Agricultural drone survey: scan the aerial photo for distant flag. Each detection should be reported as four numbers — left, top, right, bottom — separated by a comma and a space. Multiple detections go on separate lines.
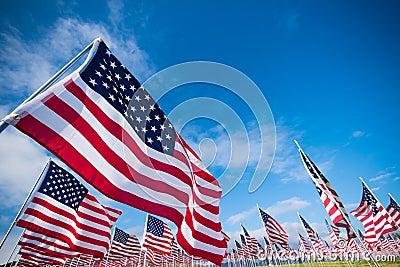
3, 38, 226, 265
146, 248, 163, 266
325, 218, 338, 247
18, 230, 79, 259
143, 215, 173, 254
298, 233, 312, 253
295, 141, 354, 238
240, 234, 252, 257
263, 237, 272, 253
108, 228, 141, 260
258, 208, 289, 248
298, 214, 319, 250
170, 238, 179, 258
386, 194, 400, 228
241, 225, 258, 256
350, 180, 395, 245
235, 240, 243, 258
16, 160, 121, 257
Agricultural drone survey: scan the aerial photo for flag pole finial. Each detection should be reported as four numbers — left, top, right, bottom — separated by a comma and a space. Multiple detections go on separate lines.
94, 37, 103, 43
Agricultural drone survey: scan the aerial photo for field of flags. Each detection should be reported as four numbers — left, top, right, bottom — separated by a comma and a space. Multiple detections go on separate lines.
0, 38, 399, 267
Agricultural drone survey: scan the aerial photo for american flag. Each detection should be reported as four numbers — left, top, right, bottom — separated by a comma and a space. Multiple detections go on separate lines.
298, 233, 312, 253
170, 237, 179, 258
108, 228, 141, 260
234, 240, 243, 259
241, 225, 258, 257
18, 230, 79, 259
298, 214, 319, 250
350, 181, 395, 245
324, 218, 338, 247
4, 39, 226, 266
296, 142, 353, 237
143, 215, 174, 254
386, 194, 400, 228
146, 248, 163, 265
16, 160, 121, 257
258, 208, 289, 248
263, 237, 273, 254
18, 246, 67, 266
240, 234, 252, 258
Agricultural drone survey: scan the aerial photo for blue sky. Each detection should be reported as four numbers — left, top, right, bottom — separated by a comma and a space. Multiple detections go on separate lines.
0, 0, 400, 263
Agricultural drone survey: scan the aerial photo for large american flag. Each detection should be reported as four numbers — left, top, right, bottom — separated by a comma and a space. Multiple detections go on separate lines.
350, 181, 395, 245
258, 208, 289, 248
324, 218, 338, 247
296, 142, 353, 237
4, 39, 226, 266
143, 215, 174, 255
386, 194, 400, 228
16, 160, 121, 257
108, 228, 141, 260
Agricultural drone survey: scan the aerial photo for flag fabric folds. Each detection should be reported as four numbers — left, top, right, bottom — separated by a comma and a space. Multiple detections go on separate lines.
386, 194, 400, 228
296, 142, 353, 237
16, 160, 121, 257
298, 214, 319, 251
298, 233, 312, 253
18, 230, 79, 259
143, 215, 173, 255
350, 181, 395, 245
258, 208, 289, 248
325, 218, 339, 247
108, 228, 141, 260
4, 38, 226, 266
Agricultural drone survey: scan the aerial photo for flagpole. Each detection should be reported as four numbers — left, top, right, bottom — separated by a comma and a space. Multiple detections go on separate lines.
0, 38, 98, 135
0, 158, 51, 250
293, 141, 379, 266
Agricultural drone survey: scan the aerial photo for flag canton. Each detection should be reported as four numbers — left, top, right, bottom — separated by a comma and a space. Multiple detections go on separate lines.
235, 240, 242, 249
362, 184, 379, 215
38, 162, 87, 212
259, 208, 270, 224
241, 226, 250, 237
390, 197, 400, 211
325, 219, 333, 234
240, 234, 246, 245
114, 228, 130, 244
80, 42, 176, 155
146, 215, 165, 237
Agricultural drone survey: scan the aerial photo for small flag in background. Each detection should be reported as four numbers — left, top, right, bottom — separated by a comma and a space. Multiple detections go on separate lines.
4, 38, 226, 266
16, 160, 121, 258
108, 228, 141, 260
143, 215, 173, 255
351, 181, 395, 245
258, 208, 289, 249
298, 214, 319, 250
386, 194, 400, 228
325, 218, 338, 247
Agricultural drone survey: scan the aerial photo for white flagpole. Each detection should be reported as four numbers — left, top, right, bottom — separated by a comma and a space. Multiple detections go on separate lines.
0, 39, 98, 135
0, 158, 51, 250
294, 140, 378, 267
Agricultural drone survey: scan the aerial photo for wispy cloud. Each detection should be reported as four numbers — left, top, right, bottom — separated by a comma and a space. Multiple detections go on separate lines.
0, 16, 153, 107
226, 207, 257, 226
344, 203, 359, 210
352, 131, 366, 138
264, 197, 310, 217
369, 172, 395, 182
371, 187, 380, 192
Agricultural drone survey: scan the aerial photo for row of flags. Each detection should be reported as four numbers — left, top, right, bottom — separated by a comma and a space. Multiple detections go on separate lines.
9, 159, 217, 266
1, 38, 227, 265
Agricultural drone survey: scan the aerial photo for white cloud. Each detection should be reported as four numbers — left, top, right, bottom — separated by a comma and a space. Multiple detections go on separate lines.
371, 187, 380, 192
352, 131, 365, 138
369, 172, 395, 182
0, 125, 48, 209
226, 207, 257, 226
0, 17, 153, 103
264, 197, 310, 217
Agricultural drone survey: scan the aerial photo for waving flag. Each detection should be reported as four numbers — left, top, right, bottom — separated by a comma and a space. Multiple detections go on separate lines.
325, 218, 339, 247
298, 214, 319, 250
16, 160, 121, 257
258, 208, 289, 248
295, 141, 353, 238
108, 228, 141, 260
3, 38, 225, 266
241, 225, 258, 257
386, 194, 400, 228
143, 215, 174, 254
298, 233, 312, 253
18, 230, 79, 259
350, 180, 395, 245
